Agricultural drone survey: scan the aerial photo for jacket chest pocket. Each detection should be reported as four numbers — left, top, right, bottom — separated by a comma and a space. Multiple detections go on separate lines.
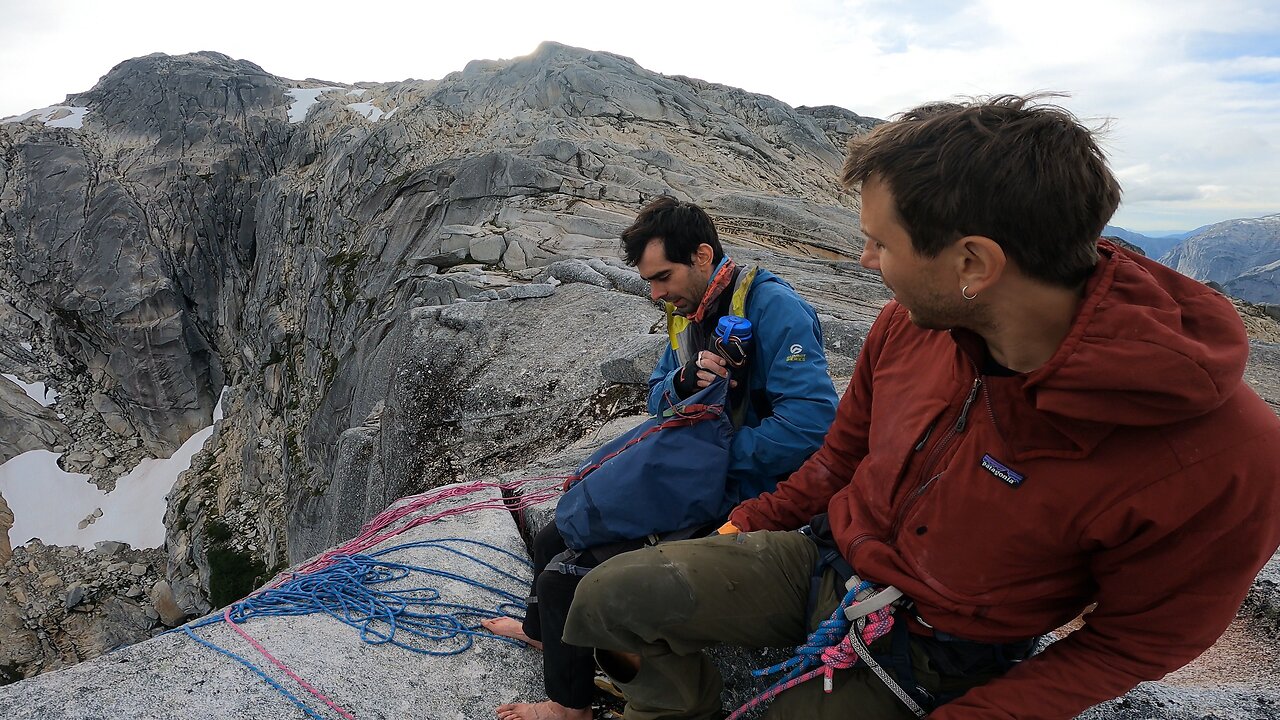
900, 452, 1079, 600
867, 399, 951, 493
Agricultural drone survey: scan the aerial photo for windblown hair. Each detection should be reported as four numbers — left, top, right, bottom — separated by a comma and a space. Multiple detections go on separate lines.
843, 95, 1122, 286
621, 196, 723, 266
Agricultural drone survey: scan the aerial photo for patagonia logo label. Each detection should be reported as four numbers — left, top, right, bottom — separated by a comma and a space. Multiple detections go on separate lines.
981, 454, 1025, 487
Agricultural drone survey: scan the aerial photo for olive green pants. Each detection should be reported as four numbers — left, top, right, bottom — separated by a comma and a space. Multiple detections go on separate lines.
563, 531, 956, 720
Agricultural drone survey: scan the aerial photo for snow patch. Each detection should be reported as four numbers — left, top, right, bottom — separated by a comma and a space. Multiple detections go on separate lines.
385, 107, 399, 119
2, 373, 58, 407
284, 87, 343, 123
0, 389, 228, 550
1, 105, 89, 129
1239, 215, 1280, 226
347, 88, 367, 97
19, 342, 33, 352
346, 102, 385, 122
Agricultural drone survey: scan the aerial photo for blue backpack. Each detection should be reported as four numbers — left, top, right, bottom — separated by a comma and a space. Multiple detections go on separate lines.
555, 377, 735, 551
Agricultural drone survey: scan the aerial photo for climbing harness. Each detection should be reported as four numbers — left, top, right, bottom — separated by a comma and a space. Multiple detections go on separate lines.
726, 577, 925, 720
180, 474, 567, 719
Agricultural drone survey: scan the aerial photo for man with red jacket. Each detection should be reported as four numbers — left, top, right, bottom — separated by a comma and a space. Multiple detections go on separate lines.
561, 96, 1280, 719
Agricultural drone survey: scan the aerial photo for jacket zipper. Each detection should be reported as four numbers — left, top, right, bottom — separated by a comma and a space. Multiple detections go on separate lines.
844, 416, 941, 559
889, 373, 983, 540
953, 375, 982, 433
847, 533, 875, 555
913, 419, 938, 452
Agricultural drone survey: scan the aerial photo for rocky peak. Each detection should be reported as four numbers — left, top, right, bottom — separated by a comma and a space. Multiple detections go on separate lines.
70, 51, 285, 141
1161, 213, 1280, 304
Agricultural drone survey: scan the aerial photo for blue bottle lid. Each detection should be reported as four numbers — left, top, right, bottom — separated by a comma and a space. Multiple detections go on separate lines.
715, 315, 753, 344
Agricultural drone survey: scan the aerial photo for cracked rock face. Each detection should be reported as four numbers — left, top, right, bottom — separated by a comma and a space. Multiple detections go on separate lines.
1, 42, 1278, 717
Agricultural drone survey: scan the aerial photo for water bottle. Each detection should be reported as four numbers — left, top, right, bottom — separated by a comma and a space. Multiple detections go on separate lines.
713, 315, 752, 369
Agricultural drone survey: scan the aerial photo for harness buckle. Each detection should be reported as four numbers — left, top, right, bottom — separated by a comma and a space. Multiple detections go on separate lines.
843, 584, 904, 622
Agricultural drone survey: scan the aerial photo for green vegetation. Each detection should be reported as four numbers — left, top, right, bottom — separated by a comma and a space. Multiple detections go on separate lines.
204, 518, 266, 608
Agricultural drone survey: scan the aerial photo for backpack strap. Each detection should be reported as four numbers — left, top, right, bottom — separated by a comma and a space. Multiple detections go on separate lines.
666, 306, 694, 364
730, 265, 758, 317
547, 548, 593, 578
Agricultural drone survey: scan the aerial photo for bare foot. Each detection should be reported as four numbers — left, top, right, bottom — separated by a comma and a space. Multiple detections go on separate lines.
496, 700, 592, 720
482, 616, 544, 650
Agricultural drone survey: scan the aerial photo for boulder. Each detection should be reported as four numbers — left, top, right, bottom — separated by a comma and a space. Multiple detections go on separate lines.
0, 380, 68, 465
149, 581, 187, 628
599, 333, 668, 385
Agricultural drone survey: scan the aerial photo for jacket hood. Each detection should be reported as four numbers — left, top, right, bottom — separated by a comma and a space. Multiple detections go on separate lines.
1024, 241, 1248, 428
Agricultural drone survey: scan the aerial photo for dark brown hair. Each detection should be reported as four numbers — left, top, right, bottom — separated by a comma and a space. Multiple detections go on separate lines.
842, 95, 1121, 286
621, 196, 723, 266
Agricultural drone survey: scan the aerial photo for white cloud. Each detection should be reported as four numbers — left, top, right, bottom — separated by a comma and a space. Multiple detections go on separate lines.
0, 0, 1276, 232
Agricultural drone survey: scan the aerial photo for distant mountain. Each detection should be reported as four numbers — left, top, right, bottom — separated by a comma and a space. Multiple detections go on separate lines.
1160, 214, 1280, 304
1102, 224, 1184, 259
1157, 225, 1213, 242
1224, 257, 1280, 304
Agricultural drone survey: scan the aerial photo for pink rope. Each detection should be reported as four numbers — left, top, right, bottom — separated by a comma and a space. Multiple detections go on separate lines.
262, 475, 566, 590
222, 605, 358, 720
725, 606, 898, 720
814, 607, 896, 691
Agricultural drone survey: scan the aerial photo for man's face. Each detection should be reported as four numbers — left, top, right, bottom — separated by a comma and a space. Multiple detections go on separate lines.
858, 175, 967, 330
637, 238, 714, 315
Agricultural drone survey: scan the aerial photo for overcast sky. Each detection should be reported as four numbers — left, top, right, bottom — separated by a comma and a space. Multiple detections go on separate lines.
1, 0, 1277, 233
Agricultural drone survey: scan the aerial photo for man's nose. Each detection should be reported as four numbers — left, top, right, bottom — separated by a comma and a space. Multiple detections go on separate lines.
859, 244, 879, 270
649, 284, 663, 302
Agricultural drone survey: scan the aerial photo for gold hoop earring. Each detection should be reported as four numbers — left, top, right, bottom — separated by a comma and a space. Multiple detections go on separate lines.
962, 285, 978, 301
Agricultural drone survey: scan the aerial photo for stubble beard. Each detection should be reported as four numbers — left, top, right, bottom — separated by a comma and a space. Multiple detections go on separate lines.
905, 289, 983, 332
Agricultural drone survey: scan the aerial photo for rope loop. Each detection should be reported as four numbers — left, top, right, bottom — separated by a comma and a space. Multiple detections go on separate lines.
727, 580, 902, 720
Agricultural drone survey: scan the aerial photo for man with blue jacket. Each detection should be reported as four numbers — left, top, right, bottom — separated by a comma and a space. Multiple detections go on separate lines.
492, 196, 838, 720
636, 197, 839, 503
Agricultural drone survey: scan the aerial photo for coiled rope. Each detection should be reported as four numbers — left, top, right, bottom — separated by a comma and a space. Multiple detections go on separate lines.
181, 474, 567, 719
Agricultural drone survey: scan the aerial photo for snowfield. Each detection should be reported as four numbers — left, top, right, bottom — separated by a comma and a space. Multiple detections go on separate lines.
0, 391, 226, 550
2, 372, 58, 407
1, 105, 90, 129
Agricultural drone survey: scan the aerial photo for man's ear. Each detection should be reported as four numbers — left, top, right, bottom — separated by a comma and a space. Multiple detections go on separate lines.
695, 243, 715, 270
952, 236, 1006, 295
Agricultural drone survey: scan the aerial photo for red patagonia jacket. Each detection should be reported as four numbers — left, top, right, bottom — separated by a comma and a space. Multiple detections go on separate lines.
731, 242, 1280, 719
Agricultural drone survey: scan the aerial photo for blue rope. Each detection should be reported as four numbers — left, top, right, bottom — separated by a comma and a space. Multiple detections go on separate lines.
187, 538, 533, 651
180, 537, 536, 715
752, 579, 872, 684
182, 625, 326, 720
187, 538, 533, 656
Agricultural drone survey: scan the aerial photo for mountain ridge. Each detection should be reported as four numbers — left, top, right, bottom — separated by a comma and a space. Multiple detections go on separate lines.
1160, 213, 1280, 304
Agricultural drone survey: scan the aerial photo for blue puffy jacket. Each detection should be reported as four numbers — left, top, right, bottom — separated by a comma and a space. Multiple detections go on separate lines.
647, 269, 838, 502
